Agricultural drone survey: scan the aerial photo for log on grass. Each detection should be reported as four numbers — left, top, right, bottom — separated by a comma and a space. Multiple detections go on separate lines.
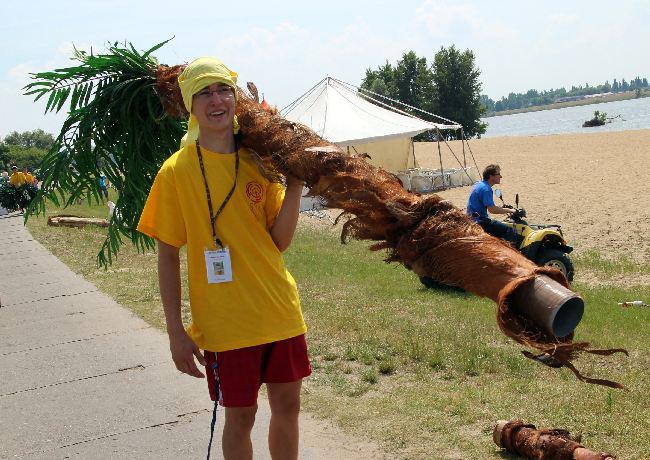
47, 216, 109, 228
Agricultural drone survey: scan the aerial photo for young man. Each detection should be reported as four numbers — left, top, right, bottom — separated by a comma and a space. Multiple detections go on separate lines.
9, 165, 25, 187
137, 57, 310, 460
22, 167, 35, 185
466, 164, 518, 243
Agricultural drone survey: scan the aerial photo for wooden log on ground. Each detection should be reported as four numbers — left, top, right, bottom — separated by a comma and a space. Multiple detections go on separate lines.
47, 216, 109, 228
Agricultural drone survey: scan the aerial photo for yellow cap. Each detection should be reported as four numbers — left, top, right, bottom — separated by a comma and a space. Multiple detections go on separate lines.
178, 57, 240, 147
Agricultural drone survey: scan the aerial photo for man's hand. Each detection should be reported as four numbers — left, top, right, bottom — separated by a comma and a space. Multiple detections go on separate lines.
168, 328, 206, 378
285, 175, 305, 189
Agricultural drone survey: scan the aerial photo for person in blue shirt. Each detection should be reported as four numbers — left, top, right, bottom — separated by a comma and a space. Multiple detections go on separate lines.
467, 164, 519, 244
98, 174, 109, 201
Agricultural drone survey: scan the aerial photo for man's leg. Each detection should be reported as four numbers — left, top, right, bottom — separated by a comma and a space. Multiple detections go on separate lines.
223, 405, 258, 460
267, 380, 302, 460
478, 219, 520, 245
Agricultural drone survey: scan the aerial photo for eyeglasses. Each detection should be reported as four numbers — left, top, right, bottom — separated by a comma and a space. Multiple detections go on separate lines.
194, 86, 234, 101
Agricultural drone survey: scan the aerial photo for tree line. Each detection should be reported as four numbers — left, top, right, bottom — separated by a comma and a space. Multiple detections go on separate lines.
0, 129, 54, 172
481, 76, 649, 113
10, 50, 644, 159
360, 46, 486, 139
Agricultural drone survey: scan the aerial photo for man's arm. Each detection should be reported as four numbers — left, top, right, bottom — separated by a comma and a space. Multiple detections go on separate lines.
487, 205, 515, 215
270, 178, 305, 252
158, 240, 205, 378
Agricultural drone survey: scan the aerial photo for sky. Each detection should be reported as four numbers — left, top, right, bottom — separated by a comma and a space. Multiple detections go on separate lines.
1, 0, 649, 137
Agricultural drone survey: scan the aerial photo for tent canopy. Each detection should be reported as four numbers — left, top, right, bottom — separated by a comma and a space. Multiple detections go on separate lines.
281, 77, 461, 147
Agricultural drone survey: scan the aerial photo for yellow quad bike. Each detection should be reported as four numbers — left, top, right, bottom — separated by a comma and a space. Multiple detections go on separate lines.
419, 190, 575, 290
496, 189, 575, 282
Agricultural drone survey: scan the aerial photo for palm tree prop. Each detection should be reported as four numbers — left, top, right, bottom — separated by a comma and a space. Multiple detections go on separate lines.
25, 40, 625, 387
24, 39, 185, 265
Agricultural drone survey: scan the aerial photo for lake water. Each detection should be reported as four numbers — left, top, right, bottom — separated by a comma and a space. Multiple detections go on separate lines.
482, 97, 650, 138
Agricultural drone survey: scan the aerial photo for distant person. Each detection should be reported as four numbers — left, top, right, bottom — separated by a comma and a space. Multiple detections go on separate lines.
467, 164, 519, 244
22, 167, 36, 185
9, 166, 25, 187
0, 171, 9, 184
98, 174, 109, 201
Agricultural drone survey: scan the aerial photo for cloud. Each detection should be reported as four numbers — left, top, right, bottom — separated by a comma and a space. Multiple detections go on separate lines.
209, 20, 401, 107
415, 0, 480, 38
0, 50, 82, 137
8, 63, 35, 83
414, 0, 517, 46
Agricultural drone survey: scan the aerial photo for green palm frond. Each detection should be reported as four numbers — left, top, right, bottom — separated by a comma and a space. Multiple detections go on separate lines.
24, 39, 185, 266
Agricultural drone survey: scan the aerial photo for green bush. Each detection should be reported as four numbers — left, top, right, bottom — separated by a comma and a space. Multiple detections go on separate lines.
0, 182, 38, 210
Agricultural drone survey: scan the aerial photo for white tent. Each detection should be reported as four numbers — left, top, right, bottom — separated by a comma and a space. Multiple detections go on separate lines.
282, 77, 461, 172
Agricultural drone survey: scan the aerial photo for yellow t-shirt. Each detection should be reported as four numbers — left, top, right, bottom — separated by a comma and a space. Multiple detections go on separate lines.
24, 173, 35, 184
9, 172, 26, 186
137, 144, 306, 352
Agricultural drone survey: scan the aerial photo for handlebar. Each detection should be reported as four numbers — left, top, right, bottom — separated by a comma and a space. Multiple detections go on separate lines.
506, 208, 527, 222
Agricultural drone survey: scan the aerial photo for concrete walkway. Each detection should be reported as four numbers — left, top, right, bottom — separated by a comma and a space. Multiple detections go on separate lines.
0, 214, 384, 459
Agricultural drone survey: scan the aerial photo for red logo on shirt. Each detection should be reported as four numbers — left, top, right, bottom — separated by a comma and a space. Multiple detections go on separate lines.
246, 181, 263, 203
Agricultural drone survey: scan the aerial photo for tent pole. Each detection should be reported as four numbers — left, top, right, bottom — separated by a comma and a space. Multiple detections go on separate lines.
461, 128, 467, 168
411, 138, 418, 169
437, 128, 445, 189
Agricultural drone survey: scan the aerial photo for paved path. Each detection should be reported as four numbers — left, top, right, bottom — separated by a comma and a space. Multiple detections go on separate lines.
0, 214, 384, 459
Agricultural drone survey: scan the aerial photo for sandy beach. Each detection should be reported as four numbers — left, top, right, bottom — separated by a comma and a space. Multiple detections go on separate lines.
412, 129, 650, 284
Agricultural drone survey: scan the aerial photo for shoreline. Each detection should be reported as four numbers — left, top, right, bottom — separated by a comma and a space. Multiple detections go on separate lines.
480, 126, 650, 140
484, 90, 649, 117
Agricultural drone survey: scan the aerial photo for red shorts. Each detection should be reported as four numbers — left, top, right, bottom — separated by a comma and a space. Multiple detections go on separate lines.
204, 334, 311, 407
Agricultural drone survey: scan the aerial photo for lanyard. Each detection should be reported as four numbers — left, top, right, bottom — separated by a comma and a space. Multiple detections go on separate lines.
196, 139, 239, 248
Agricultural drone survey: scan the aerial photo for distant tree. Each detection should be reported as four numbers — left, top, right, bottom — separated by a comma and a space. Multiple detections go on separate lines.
3, 129, 55, 151
361, 52, 435, 140
485, 72, 649, 113
369, 78, 389, 97
480, 94, 495, 113
0, 143, 10, 170
430, 45, 486, 138
362, 48, 486, 138
621, 78, 629, 91
362, 61, 396, 99
393, 51, 435, 113
5, 145, 48, 171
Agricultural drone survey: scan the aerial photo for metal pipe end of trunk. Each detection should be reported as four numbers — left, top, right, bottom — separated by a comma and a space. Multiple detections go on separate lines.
493, 420, 509, 447
510, 275, 584, 338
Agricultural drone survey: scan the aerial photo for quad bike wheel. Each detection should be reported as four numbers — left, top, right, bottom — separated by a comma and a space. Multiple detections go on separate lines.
535, 248, 575, 282
419, 276, 465, 292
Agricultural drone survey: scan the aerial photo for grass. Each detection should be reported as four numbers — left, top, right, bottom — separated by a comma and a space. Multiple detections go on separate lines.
24, 199, 650, 459
574, 249, 650, 276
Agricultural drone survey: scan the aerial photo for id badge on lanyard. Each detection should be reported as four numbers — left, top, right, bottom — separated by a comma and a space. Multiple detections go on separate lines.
196, 140, 239, 285
205, 247, 233, 284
